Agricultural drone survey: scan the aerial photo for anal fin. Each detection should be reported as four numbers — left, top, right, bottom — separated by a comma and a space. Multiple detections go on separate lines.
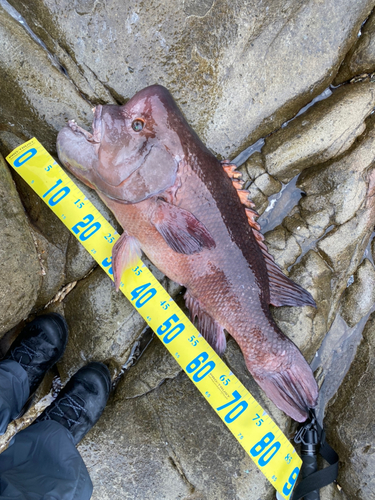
184, 291, 226, 355
112, 232, 141, 291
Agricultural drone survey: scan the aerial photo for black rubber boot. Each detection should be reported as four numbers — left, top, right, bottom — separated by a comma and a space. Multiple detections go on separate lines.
4, 313, 69, 395
35, 362, 111, 445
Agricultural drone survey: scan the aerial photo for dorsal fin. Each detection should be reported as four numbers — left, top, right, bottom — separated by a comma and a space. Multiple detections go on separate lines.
221, 160, 316, 309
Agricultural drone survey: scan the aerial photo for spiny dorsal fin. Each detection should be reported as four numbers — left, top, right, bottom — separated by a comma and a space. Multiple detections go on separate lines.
221, 160, 316, 308
221, 159, 258, 220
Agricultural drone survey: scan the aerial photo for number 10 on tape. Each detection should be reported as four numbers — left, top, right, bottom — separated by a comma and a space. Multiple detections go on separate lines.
6, 138, 301, 499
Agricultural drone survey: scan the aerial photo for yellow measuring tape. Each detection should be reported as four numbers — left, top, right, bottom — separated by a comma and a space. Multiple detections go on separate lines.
7, 138, 301, 498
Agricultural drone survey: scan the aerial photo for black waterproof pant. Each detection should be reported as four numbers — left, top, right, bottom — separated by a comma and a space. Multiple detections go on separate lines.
0, 360, 93, 500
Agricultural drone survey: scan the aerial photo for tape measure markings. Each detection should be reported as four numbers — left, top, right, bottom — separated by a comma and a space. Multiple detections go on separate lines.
7, 138, 301, 499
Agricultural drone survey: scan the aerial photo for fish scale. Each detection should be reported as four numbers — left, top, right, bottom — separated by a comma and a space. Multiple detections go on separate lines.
7, 137, 301, 499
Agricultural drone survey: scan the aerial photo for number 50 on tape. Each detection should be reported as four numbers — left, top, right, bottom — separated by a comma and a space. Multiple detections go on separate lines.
7, 138, 301, 499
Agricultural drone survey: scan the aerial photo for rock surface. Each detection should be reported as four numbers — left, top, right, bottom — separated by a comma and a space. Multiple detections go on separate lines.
78, 337, 289, 500
263, 82, 375, 183
0, 5, 93, 154
271, 249, 333, 360
61, 267, 147, 382
340, 259, 375, 327
0, 153, 41, 336
325, 311, 375, 500
4, 0, 374, 157
0, 1, 375, 499
263, 110, 375, 363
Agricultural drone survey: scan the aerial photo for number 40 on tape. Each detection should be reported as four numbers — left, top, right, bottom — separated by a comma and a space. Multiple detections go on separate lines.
6, 138, 301, 499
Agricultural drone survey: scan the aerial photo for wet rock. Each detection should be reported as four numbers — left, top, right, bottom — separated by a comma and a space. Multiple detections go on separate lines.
277, 113, 375, 327
335, 10, 375, 85
258, 176, 305, 234
325, 311, 375, 500
0, 153, 41, 336
0, 5, 93, 154
263, 82, 375, 183
64, 234, 96, 283
282, 206, 312, 246
5, 0, 374, 156
271, 250, 332, 359
320, 484, 349, 500
298, 198, 333, 241
340, 259, 375, 327
78, 337, 287, 500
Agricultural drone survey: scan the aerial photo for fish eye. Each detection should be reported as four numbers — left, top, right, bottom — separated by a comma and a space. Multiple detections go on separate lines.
132, 119, 144, 132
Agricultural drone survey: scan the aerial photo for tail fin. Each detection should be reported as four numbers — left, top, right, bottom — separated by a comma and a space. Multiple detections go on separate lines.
251, 350, 318, 422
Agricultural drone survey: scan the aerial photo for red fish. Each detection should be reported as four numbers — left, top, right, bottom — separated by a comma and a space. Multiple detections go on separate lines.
57, 85, 318, 422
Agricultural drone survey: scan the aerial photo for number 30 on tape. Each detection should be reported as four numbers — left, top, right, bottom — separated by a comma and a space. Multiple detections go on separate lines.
7, 138, 301, 499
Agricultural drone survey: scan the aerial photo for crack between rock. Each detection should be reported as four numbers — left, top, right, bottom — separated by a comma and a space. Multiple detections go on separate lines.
1, 1, 110, 108
124, 371, 182, 400
145, 387, 196, 494
263, 2, 307, 61
29, 229, 47, 278
184, 0, 217, 21
54, 42, 101, 105
1, 0, 95, 106
74, 0, 104, 17
40, 264, 96, 313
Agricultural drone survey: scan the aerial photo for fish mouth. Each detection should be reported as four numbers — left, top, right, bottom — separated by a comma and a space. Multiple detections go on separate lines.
67, 104, 103, 150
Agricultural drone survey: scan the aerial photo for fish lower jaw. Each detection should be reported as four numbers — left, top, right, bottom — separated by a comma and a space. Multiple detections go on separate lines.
67, 120, 95, 142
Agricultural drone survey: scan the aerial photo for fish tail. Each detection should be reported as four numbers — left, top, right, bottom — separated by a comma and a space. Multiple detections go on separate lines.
250, 349, 318, 422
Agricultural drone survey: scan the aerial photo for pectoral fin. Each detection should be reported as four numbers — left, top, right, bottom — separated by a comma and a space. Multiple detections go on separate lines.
150, 199, 215, 255
112, 232, 141, 291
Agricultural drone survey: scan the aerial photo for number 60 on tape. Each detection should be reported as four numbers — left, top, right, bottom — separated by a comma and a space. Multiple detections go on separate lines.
7, 138, 301, 499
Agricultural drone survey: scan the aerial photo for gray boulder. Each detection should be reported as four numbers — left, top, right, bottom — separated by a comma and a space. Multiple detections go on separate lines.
61, 267, 147, 381
4, 0, 374, 157
0, 5, 93, 154
263, 82, 375, 183
0, 153, 41, 336
325, 312, 375, 500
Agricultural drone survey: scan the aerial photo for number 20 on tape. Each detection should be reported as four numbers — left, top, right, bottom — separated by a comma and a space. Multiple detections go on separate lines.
7, 139, 301, 499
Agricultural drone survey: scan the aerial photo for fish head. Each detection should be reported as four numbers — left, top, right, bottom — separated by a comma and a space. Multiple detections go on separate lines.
57, 85, 185, 203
